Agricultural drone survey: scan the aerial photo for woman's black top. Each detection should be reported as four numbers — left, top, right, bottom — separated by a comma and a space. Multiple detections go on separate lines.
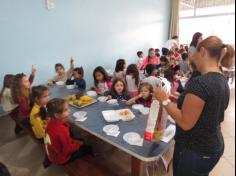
176, 72, 230, 155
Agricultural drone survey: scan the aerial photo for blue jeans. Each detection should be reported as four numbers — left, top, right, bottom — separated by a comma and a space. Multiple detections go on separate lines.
173, 143, 224, 176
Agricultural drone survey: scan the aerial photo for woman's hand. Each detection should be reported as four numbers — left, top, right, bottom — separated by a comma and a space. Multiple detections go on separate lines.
154, 87, 169, 102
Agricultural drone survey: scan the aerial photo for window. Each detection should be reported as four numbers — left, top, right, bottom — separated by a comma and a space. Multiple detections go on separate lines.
179, 0, 235, 44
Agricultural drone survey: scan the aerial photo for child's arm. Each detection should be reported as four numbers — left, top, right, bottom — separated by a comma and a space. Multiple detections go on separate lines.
66, 78, 74, 85
66, 57, 75, 78
29, 65, 36, 84
126, 94, 142, 105
60, 127, 81, 154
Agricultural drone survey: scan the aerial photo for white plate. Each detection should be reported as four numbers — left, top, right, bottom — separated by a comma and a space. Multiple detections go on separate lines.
102, 110, 120, 122
107, 99, 118, 105
66, 85, 75, 89
132, 104, 144, 110
139, 107, 150, 115
116, 109, 135, 121
103, 124, 119, 134
123, 132, 142, 145
86, 91, 97, 97
56, 81, 65, 86
97, 96, 108, 102
73, 111, 87, 118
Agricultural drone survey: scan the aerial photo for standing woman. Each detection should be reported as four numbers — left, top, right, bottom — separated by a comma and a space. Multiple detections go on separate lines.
154, 36, 235, 176
188, 32, 203, 61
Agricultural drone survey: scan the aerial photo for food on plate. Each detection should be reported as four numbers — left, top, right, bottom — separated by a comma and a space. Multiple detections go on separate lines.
76, 92, 84, 99
119, 110, 132, 118
73, 100, 82, 107
67, 95, 76, 101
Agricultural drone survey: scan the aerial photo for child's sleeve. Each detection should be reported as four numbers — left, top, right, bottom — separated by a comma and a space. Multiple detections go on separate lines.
66, 79, 74, 85
140, 58, 148, 70
31, 115, 46, 139
60, 127, 80, 154
107, 80, 112, 90
29, 74, 35, 85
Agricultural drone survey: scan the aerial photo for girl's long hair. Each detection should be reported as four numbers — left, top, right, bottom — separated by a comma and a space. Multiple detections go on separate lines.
126, 64, 140, 86
93, 66, 110, 87
11, 73, 30, 103
111, 78, 127, 96
115, 59, 125, 72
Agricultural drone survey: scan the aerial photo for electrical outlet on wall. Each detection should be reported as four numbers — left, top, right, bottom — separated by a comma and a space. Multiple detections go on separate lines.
45, 0, 55, 11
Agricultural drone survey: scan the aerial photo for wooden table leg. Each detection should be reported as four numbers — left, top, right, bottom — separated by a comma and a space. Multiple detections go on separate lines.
131, 157, 143, 176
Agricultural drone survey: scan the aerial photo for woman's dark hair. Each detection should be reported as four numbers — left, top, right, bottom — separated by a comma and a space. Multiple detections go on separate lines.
0, 74, 15, 102
190, 32, 203, 48
137, 51, 143, 57
164, 68, 175, 83
111, 78, 127, 95
46, 98, 67, 118
145, 64, 156, 76
11, 73, 28, 103
160, 56, 169, 66
172, 35, 178, 40
115, 59, 126, 72
197, 36, 235, 68
126, 64, 140, 86
93, 66, 110, 86
184, 46, 189, 52
74, 67, 84, 78
55, 63, 64, 71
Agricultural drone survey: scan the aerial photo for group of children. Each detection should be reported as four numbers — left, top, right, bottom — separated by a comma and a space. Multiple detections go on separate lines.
0, 45, 192, 167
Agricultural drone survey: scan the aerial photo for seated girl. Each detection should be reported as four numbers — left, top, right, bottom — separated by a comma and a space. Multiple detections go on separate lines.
48, 57, 74, 85
0, 74, 18, 112
140, 48, 160, 70
106, 78, 131, 102
44, 98, 92, 165
113, 59, 126, 80
92, 66, 112, 95
11, 66, 36, 135
126, 64, 140, 97
30, 85, 49, 139
164, 68, 184, 101
66, 67, 86, 90
126, 82, 153, 107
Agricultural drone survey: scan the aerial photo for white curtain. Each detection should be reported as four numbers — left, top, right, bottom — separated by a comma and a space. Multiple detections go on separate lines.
169, 0, 180, 39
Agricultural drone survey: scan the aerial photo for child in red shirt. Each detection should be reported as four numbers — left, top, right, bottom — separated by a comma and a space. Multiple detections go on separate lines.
44, 98, 92, 165
11, 66, 36, 134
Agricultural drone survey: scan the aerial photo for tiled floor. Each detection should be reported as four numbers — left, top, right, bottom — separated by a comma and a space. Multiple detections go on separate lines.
0, 87, 235, 176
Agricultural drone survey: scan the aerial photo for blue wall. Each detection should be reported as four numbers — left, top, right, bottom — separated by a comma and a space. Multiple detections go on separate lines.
0, 0, 171, 88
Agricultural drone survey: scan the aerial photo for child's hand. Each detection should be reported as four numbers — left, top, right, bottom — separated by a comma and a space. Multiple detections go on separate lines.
107, 95, 112, 100
70, 57, 74, 64
138, 93, 144, 98
121, 99, 127, 103
31, 65, 37, 76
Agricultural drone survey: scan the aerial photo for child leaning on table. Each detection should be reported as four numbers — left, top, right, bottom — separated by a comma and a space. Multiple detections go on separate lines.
30, 85, 50, 140
0, 74, 18, 112
48, 57, 75, 85
126, 82, 153, 107
106, 78, 131, 102
44, 98, 93, 165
